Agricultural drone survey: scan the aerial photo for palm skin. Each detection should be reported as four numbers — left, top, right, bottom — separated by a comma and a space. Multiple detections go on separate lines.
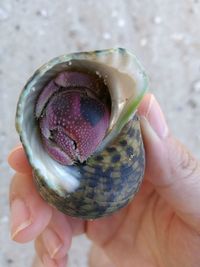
87, 179, 200, 267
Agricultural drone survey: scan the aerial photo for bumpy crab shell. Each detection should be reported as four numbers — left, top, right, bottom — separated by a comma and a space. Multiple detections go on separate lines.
16, 48, 148, 219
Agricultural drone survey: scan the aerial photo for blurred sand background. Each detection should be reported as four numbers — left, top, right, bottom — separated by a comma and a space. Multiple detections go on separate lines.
0, 0, 200, 266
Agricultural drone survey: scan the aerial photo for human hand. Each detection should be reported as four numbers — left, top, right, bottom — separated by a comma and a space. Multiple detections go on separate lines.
8, 93, 200, 267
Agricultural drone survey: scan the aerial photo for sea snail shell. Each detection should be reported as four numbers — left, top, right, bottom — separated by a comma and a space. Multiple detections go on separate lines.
16, 48, 148, 219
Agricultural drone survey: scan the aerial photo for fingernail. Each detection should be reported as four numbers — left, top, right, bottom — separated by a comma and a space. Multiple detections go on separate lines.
42, 254, 58, 267
42, 228, 62, 259
144, 94, 168, 139
10, 198, 32, 239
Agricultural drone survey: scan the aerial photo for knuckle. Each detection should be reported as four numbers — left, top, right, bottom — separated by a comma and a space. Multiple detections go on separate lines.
178, 146, 199, 181
169, 138, 200, 182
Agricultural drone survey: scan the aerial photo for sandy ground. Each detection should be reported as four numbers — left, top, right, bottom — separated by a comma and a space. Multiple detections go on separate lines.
0, 0, 200, 266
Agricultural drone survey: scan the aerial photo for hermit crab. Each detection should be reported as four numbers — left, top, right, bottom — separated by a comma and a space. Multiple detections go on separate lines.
16, 48, 148, 219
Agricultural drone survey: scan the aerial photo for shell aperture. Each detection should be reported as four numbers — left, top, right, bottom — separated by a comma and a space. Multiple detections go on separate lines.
16, 48, 148, 219
35, 71, 111, 165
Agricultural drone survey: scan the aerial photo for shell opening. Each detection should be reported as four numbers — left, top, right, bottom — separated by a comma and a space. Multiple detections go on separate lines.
16, 48, 148, 194
35, 70, 112, 165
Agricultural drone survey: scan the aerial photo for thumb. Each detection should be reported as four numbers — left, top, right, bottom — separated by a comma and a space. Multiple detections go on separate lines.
139, 94, 200, 232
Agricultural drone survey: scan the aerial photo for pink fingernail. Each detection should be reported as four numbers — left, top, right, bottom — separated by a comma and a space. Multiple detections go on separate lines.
42, 254, 58, 267
10, 198, 32, 240
141, 94, 169, 139
42, 228, 62, 259
146, 95, 168, 139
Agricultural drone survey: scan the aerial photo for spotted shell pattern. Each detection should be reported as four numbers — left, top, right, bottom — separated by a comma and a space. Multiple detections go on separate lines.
34, 114, 144, 218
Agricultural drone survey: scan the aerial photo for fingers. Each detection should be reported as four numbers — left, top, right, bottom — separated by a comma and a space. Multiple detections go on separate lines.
10, 172, 52, 242
39, 209, 72, 259
8, 145, 32, 174
35, 237, 68, 267
34, 209, 72, 267
138, 93, 200, 232
9, 171, 85, 266
33, 208, 85, 267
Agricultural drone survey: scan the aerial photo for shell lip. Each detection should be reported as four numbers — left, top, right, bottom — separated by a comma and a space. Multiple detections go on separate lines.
16, 47, 148, 131
15, 47, 149, 195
